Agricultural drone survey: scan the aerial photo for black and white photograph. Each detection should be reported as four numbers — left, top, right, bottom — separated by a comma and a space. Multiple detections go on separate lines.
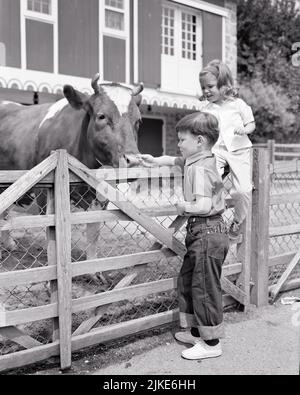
0, 0, 300, 378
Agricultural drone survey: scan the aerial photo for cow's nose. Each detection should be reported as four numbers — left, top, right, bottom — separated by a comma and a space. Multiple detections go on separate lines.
124, 154, 140, 168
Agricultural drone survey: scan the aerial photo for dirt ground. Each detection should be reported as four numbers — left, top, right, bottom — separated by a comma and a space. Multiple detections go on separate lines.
2, 288, 300, 376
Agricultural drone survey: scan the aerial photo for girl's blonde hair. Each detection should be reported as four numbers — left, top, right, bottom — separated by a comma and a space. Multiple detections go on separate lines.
199, 59, 239, 101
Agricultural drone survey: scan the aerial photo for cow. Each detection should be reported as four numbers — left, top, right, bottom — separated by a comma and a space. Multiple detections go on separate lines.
0, 74, 144, 254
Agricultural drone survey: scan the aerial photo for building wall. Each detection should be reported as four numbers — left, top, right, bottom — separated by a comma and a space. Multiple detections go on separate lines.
0, 0, 21, 68
58, 0, 99, 78
0, 0, 238, 153
0, 0, 237, 88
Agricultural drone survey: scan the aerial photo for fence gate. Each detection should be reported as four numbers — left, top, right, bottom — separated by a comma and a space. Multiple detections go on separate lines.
267, 147, 300, 302
0, 150, 251, 372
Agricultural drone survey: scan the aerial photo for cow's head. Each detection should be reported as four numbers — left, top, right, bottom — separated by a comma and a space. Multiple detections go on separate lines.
63, 74, 143, 168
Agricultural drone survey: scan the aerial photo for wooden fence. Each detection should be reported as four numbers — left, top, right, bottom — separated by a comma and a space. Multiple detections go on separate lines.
254, 140, 300, 167
0, 147, 283, 372
253, 141, 300, 301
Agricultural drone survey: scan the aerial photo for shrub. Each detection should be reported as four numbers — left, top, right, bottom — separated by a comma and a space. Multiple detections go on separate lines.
239, 78, 296, 142
237, 0, 300, 142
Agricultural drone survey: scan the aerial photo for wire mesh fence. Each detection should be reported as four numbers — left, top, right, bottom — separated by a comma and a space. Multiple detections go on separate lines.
0, 187, 52, 355
70, 173, 239, 333
0, 168, 241, 358
269, 158, 300, 287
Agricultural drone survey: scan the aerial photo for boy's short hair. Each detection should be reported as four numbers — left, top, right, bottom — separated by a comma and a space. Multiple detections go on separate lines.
175, 112, 220, 147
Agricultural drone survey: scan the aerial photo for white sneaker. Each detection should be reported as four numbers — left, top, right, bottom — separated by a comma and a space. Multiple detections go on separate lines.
182, 342, 222, 360
174, 331, 201, 345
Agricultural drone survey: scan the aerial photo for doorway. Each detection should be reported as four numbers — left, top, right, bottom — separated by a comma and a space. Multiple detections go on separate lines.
138, 117, 164, 157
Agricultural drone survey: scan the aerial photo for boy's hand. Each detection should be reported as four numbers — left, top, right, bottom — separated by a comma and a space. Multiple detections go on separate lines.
138, 154, 156, 167
234, 126, 247, 136
175, 202, 186, 216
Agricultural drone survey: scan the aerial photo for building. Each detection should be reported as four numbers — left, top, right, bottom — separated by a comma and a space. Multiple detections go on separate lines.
0, 0, 237, 156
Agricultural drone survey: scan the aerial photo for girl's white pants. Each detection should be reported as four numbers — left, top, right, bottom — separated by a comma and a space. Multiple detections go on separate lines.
213, 146, 253, 225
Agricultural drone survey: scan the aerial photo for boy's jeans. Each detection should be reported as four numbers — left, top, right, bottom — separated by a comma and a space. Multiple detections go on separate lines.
178, 215, 229, 341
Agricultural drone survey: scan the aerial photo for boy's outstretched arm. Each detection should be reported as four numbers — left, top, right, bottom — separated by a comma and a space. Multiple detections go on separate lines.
138, 154, 177, 167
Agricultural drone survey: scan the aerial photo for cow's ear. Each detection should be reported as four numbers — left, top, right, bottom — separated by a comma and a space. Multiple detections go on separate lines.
133, 95, 142, 107
63, 85, 87, 110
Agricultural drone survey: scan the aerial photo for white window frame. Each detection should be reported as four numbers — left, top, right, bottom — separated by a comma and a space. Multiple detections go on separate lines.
133, 0, 227, 86
161, 1, 203, 95
103, 0, 127, 37
20, 0, 58, 73
162, 3, 202, 63
99, 0, 130, 84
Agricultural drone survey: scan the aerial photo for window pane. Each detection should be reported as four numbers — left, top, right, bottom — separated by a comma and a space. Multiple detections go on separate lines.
161, 6, 175, 56
105, 0, 124, 10
105, 9, 124, 30
27, 0, 52, 15
181, 12, 197, 60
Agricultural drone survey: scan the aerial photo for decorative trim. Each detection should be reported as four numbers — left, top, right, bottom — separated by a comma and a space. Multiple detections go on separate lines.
0, 66, 203, 110
170, 0, 229, 17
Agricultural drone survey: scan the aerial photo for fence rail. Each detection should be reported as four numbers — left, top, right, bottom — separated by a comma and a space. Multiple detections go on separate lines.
260, 141, 300, 300
0, 142, 299, 372
0, 150, 252, 372
254, 141, 300, 164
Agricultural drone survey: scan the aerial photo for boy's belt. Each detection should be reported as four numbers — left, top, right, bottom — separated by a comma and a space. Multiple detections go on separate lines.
187, 214, 223, 225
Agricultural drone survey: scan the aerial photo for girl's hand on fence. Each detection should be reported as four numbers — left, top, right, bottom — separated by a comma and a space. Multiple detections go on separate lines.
234, 126, 247, 136
175, 202, 186, 216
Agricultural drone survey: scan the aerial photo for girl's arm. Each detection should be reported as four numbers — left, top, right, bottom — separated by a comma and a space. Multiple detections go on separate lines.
234, 121, 256, 136
244, 121, 256, 135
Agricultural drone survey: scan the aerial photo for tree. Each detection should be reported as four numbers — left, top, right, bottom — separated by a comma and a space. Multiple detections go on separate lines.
237, 0, 300, 142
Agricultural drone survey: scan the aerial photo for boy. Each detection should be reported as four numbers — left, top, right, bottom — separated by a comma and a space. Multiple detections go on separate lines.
140, 112, 229, 360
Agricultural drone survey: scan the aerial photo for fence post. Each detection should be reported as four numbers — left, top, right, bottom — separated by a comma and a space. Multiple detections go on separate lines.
250, 148, 270, 307
55, 150, 72, 371
267, 140, 275, 169
46, 187, 59, 342
236, 186, 253, 310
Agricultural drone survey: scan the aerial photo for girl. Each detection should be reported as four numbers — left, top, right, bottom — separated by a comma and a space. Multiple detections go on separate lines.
200, 60, 256, 241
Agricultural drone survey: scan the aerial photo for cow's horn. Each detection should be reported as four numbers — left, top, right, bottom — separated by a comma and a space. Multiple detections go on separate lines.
132, 83, 144, 96
92, 73, 101, 94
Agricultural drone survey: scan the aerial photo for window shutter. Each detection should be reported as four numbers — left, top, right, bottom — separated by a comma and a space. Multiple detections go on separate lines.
58, 0, 99, 78
130, 0, 134, 84
202, 11, 223, 67
0, 0, 21, 68
26, 20, 53, 72
103, 36, 126, 83
138, 0, 162, 88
